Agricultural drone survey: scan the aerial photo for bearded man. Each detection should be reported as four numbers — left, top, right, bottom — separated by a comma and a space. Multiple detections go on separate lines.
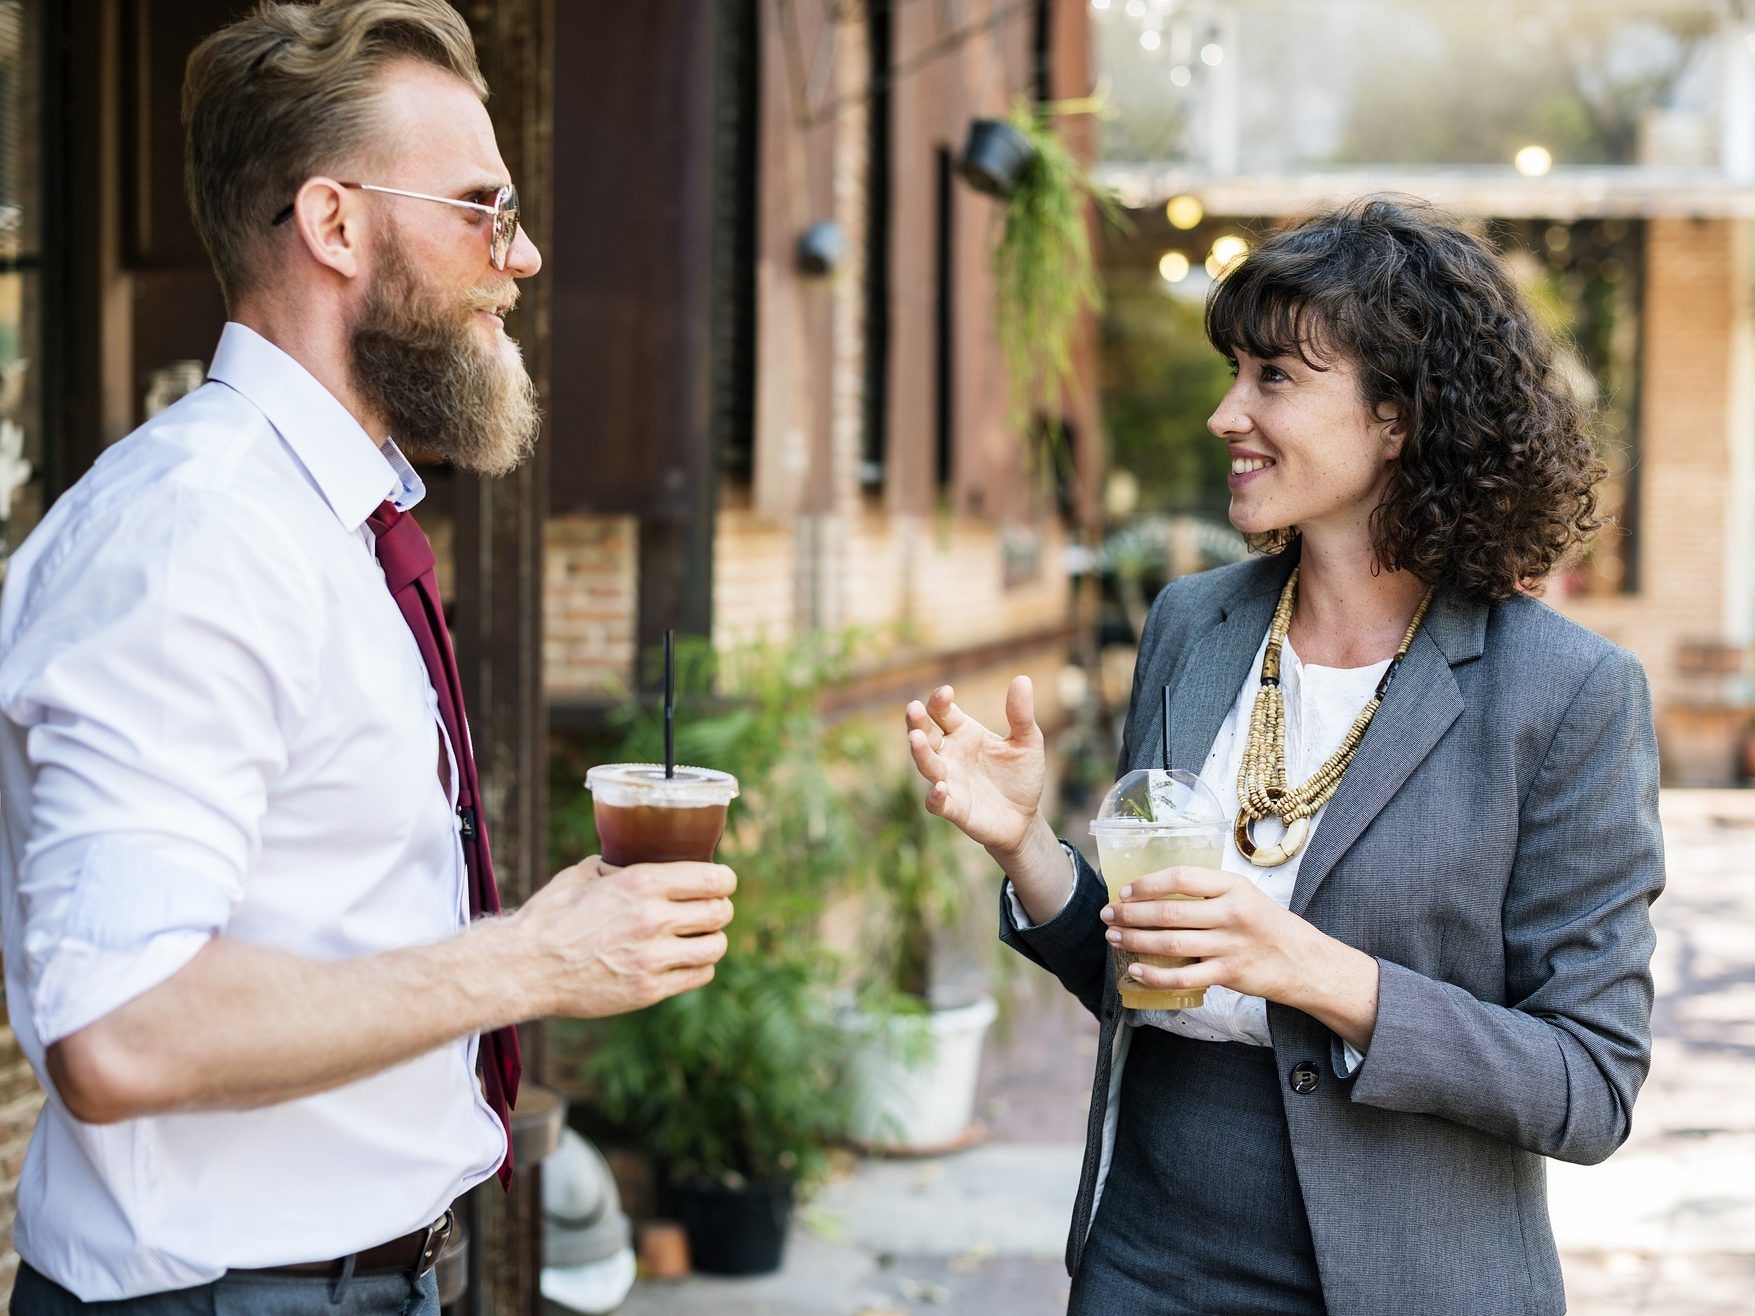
0, 2, 736, 1311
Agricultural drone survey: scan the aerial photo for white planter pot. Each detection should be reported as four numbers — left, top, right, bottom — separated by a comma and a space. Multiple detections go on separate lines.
844, 994, 997, 1154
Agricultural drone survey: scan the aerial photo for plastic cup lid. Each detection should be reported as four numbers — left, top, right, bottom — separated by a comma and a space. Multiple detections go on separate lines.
1089, 817, 1226, 836
1089, 767, 1226, 837
585, 763, 739, 808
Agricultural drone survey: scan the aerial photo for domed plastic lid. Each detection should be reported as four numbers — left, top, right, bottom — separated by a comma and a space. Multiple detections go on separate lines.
1090, 767, 1226, 837
585, 763, 739, 809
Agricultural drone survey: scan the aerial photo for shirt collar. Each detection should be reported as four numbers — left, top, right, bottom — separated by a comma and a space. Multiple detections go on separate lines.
379, 436, 427, 513
205, 322, 424, 529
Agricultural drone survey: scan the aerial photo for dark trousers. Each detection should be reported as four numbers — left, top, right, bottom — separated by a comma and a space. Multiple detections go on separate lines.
10, 1261, 438, 1316
1068, 1028, 1327, 1316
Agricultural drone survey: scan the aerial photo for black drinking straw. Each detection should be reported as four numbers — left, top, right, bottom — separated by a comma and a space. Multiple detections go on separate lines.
663, 628, 676, 779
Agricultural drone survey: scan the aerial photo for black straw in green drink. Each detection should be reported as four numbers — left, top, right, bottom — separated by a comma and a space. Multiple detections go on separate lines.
663, 628, 675, 779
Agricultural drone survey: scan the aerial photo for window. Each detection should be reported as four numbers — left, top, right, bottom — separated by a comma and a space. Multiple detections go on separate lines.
934, 144, 954, 490
859, 0, 893, 490
1097, 1, 1728, 175
714, 0, 759, 482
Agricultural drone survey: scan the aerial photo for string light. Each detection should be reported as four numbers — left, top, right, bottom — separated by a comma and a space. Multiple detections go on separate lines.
1091, 0, 1112, 10
1201, 43, 1224, 66
1141, 29, 1162, 51
1159, 251, 1191, 283
1166, 195, 1204, 229
1514, 145, 1553, 177
1210, 234, 1249, 272
1169, 64, 1192, 86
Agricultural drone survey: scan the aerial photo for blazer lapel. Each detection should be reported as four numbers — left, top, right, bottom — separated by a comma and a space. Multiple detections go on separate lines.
1288, 587, 1486, 914
1157, 557, 1294, 775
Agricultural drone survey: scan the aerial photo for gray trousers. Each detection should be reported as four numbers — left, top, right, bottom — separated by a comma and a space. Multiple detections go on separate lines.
1068, 1028, 1326, 1315
11, 1261, 439, 1316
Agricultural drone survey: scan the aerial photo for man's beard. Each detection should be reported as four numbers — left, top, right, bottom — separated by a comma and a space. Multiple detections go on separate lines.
348, 242, 540, 477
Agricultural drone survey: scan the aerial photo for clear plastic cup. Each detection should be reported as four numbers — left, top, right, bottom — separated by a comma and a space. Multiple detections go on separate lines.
1090, 768, 1228, 1011
585, 764, 739, 866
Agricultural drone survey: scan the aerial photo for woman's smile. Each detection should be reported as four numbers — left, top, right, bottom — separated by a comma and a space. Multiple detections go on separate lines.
1228, 450, 1276, 487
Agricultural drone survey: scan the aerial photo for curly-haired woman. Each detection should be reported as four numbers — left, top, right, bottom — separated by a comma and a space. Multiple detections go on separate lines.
904, 196, 1663, 1315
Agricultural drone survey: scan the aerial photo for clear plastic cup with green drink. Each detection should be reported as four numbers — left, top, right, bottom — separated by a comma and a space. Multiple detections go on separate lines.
1090, 768, 1229, 1011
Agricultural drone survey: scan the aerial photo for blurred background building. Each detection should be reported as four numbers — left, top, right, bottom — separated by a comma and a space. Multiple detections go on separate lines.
1090, 0, 1755, 786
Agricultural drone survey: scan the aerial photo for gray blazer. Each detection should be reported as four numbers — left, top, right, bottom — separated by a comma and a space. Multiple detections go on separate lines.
1001, 549, 1664, 1316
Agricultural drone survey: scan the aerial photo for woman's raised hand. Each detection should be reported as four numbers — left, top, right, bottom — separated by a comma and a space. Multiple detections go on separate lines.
904, 676, 1045, 857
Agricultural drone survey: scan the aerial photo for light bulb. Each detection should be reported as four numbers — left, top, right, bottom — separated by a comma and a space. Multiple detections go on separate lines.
1166, 195, 1204, 229
1514, 145, 1553, 177
1210, 234, 1249, 270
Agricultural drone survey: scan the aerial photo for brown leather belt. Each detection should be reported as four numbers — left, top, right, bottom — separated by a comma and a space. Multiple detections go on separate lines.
236, 1210, 453, 1279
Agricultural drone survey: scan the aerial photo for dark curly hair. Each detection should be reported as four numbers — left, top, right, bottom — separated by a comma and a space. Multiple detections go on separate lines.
1203, 195, 1606, 604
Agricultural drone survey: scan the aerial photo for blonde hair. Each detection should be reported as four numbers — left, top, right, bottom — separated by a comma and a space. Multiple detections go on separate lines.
182, 0, 487, 306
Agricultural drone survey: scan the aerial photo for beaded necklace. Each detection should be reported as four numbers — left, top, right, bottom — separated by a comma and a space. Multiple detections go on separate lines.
1234, 567, 1436, 867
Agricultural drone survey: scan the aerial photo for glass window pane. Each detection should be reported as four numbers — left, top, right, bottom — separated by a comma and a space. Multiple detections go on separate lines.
1099, 1, 1727, 173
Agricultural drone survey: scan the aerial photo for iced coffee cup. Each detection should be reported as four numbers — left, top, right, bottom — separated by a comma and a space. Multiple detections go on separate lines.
585, 764, 739, 866
1090, 768, 1228, 1012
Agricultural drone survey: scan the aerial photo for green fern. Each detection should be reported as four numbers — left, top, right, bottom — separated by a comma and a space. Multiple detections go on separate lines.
992, 97, 1127, 463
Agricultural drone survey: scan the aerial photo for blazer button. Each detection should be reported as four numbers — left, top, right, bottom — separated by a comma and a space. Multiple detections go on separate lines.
1289, 1061, 1320, 1095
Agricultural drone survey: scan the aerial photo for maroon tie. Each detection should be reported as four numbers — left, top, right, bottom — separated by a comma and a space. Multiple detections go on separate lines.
368, 500, 521, 1187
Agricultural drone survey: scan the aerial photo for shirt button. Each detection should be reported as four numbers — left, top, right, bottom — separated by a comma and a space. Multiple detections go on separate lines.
1289, 1061, 1320, 1095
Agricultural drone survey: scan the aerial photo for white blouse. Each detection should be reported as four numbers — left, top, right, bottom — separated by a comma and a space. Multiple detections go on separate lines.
1010, 624, 1388, 1063
1139, 628, 1387, 1057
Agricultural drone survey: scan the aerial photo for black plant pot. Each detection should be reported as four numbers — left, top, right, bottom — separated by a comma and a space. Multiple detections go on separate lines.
674, 1178, 794, 1276
958, 118, 1036, 198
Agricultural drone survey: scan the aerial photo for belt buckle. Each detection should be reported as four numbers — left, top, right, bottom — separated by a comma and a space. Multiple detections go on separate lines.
415, 1209, 454, 1278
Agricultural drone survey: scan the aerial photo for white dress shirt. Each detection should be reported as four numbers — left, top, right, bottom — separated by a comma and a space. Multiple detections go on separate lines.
0, 323, 505, 1301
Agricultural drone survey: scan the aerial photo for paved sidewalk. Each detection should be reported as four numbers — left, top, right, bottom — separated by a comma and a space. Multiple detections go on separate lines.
606, 790, 1755, 1315
1550, 790, 1755, 1314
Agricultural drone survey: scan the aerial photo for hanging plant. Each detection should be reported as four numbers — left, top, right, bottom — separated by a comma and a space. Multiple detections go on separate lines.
988, 95, 1126, 453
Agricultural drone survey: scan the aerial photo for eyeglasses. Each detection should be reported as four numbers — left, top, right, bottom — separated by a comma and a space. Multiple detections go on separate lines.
271, 181, 521, 270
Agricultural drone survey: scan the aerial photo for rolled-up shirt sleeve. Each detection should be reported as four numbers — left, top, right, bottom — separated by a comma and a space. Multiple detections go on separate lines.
0, 484, 321, 1046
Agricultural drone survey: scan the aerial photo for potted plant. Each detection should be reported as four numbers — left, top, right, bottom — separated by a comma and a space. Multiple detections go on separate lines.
552, 634, 867, 1275
987, 95, 1123, 444
839, 766, 998, 1154
958, 116, 1036, 197
578, 950, 850, 1274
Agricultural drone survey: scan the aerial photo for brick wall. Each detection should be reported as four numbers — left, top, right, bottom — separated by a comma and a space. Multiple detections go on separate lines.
1552, 218, 1753, 784
428, 512, 639, 701
544, 515, 638, 699
699, 7, 1075, 672
713, 499, 801, 649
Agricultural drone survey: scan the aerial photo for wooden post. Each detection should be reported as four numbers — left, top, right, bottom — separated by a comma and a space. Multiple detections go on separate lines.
453, 2, 551, 1313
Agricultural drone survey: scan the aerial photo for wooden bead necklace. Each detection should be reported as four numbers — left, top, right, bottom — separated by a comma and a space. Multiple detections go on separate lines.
1234, 567, 1436, 867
